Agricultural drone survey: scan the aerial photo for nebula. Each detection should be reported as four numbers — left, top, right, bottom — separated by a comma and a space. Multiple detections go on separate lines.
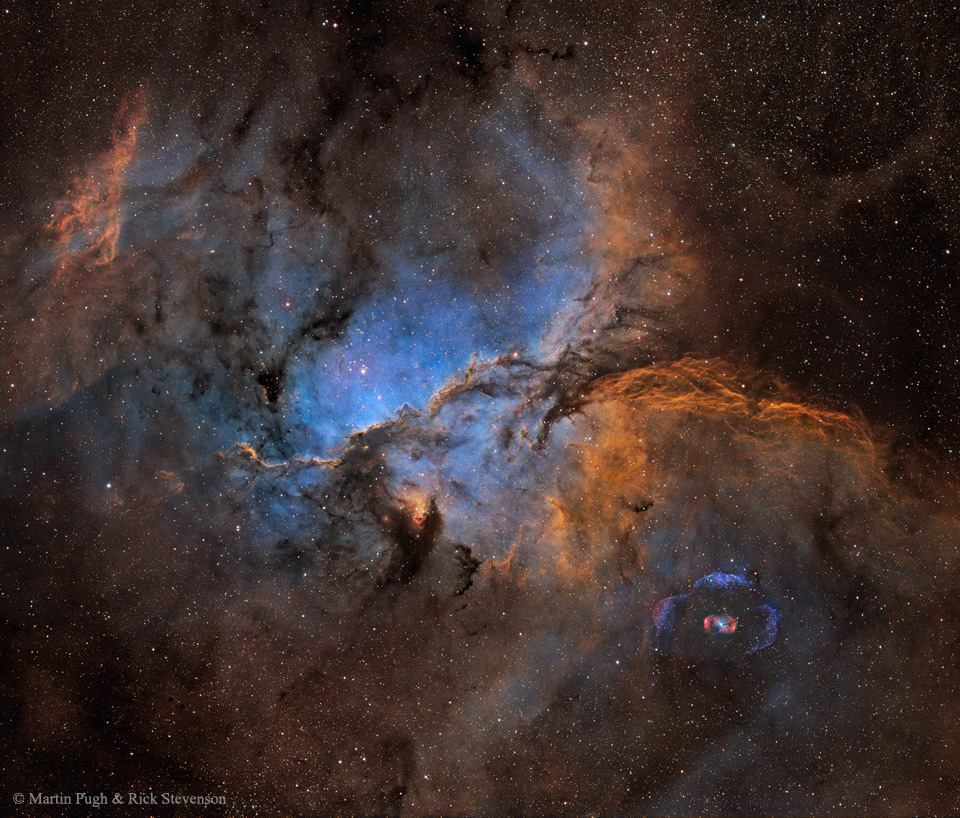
2, 1, 960, 815
653, 573, 781, 661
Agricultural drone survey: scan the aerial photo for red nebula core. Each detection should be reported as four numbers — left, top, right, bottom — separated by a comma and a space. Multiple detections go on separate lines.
703, 614, 737, 635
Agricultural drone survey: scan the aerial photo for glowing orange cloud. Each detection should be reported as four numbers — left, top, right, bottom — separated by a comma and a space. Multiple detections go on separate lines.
537, 357, 951, 590
48, 88, 147, 281
6, 91, 153, 410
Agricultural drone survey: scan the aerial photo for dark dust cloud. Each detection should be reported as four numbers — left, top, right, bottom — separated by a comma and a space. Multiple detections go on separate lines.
1, 0, 960, 815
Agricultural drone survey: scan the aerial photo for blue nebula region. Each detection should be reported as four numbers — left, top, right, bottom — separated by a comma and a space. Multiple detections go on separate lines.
652, 573, 780, 662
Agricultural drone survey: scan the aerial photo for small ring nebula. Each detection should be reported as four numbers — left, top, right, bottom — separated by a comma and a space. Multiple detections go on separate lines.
653, 572, 780, 662
703, 614, 737, 634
